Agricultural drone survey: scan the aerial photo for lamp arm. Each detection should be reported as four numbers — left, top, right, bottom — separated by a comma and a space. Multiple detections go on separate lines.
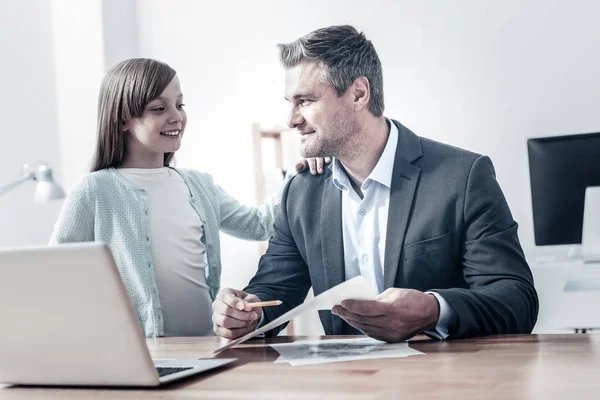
0, 173, 34, 197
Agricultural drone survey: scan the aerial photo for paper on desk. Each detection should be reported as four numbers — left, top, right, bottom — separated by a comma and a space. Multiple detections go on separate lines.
213, 276, 377, 353
271, 337, 424, 366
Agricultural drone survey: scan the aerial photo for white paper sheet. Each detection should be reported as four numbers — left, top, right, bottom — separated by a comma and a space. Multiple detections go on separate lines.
213, 276, 377, 353
271, 337, 424, 366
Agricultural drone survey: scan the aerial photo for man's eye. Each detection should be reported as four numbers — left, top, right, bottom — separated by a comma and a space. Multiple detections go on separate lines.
299, 99, 311, 106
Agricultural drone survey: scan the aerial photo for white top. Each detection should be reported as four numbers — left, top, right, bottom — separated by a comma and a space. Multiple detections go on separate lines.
331, 120, 454, 339
117, 168, 213, 336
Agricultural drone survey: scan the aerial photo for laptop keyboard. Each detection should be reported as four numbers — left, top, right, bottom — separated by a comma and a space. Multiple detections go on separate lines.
156, 367, 193, 377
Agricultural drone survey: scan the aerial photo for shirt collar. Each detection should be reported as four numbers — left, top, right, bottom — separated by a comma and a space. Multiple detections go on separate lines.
332, 118, 398, 192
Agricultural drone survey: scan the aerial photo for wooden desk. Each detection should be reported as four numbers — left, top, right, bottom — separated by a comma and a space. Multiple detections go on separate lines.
1, 335, 598, 399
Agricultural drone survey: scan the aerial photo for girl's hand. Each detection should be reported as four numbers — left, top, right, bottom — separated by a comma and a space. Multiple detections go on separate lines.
295, 157, 332, 175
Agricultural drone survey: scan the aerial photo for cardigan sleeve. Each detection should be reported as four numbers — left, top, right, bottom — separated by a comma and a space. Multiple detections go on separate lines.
215, 170, 298, 241
49, 178, 95, 244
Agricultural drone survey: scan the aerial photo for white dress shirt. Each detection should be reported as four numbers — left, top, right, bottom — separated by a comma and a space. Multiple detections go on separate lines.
331, 120, 455, 339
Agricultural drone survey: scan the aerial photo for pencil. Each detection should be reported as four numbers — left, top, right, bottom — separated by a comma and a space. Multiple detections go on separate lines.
245, 300, 282, 308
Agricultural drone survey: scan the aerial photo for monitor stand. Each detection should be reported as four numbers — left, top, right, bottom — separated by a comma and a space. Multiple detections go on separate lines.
582, 186, 600, 264
563, 186, 600, 299
566, 245, 582, 260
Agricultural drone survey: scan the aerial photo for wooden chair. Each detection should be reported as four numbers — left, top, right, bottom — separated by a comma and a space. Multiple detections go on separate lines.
252, 123, 294, 334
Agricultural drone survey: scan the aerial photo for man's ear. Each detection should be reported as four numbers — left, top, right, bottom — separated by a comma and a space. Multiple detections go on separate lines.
351, 77, 371, 112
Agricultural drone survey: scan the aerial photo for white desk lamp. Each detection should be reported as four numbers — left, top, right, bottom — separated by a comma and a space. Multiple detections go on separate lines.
0, 163, 65, 203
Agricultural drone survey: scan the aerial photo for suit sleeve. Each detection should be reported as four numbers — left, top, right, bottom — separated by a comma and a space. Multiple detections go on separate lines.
432, 156, 539, 338
243, 177, 312, 337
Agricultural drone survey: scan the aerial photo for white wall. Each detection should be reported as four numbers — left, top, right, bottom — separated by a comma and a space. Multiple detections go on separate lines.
52, 0, 106, 190
0, 1, 63, 247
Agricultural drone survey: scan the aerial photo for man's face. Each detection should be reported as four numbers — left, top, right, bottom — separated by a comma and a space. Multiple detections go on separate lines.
284, 62, 357, 158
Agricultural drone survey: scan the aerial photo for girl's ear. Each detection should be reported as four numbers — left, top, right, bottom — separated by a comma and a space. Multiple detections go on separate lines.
122, 120, 129, 132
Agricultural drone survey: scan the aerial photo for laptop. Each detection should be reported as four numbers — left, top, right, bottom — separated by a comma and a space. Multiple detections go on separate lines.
0, 242, 236, 387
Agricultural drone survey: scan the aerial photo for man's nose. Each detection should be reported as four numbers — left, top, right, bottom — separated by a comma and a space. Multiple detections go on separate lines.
287, 107, 304, 129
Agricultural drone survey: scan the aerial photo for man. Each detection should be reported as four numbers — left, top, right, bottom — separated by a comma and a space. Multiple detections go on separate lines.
212, 25, 538, 342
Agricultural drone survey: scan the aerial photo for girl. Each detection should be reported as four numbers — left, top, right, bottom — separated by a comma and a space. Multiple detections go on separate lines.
50, 58, 327, 338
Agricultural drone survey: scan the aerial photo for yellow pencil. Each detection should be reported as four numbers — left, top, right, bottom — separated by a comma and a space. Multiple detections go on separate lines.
245, 300, 282, 308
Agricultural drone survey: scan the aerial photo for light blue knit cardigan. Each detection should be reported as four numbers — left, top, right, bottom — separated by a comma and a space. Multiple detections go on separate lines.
50, 167, 279, 337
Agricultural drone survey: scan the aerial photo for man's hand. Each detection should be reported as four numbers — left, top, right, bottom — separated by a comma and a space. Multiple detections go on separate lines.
295, 157, 332, 175
331, 288, 440, 342
212, 288, 263, 340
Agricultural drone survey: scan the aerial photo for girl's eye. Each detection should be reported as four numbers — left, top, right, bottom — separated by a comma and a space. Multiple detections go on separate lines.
151, 107, 165, 112
177, 103, 186, 110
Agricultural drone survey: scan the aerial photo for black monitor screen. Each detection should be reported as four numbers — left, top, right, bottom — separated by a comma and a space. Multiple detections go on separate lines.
528, 132, 600, 246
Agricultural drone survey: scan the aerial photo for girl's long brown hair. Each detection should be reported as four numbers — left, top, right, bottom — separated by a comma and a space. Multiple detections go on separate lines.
91, 58, 176, 172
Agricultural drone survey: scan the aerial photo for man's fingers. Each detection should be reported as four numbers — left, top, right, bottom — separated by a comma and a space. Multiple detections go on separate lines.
217, 289, 245, 310
213, 299, 258, 322
339, 300, 387, 317
295, 160, 307, 173
332, 305, 387, 327
213, 324, 253, 340
242, 293, 262, 305
213, 311, 257, 329
339, 316, 405, 342
294, 158, 329, 174
316, 158, 324, 174
337, 315, 390, 341
307, 158, 317, 174
212, 288, 262, 340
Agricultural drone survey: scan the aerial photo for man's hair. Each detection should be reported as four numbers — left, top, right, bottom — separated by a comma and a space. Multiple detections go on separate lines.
278, 25, 384, 117
91, 58, 176, 172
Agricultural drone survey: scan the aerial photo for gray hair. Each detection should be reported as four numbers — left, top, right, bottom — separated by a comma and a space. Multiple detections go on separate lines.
278, 25, 384, 117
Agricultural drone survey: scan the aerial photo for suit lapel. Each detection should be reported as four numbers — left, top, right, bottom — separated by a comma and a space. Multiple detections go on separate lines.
320, 178, 345, 334
383, 120, 423, 289
383, 158, 421, 289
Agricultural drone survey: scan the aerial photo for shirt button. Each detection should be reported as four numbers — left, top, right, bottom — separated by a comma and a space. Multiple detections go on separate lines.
146, 237, 150, 241
359, 209, 366, 216
362, 254, 369, 263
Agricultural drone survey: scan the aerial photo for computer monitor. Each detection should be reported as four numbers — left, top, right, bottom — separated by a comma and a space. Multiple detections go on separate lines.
528, 131, 600, 246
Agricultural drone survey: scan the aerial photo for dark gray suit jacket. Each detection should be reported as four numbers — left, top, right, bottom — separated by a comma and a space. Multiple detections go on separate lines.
245, 120, 539, 339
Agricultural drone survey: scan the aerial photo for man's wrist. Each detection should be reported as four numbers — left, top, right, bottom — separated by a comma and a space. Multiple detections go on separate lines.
425, 293, 441, 331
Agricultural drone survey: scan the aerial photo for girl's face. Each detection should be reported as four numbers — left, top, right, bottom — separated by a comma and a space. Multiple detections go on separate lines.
123, 76, 187, 168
